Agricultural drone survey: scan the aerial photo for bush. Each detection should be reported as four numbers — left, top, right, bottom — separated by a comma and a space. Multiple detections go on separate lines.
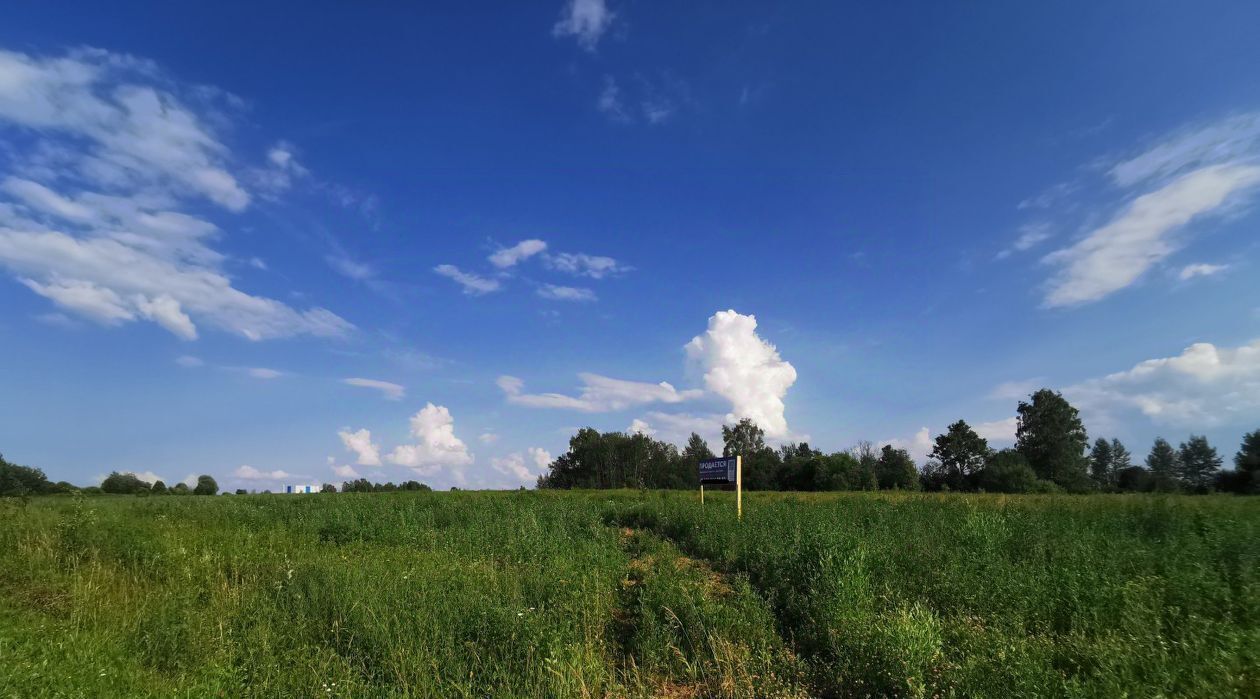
975, 450, 1039, 493
1116, 466, 1154, 492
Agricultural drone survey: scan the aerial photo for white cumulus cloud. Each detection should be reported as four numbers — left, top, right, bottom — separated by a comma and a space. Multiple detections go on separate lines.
338, 428, 382, 466
685, 310, 797, 438
387, 403, 474, 475
1066, 338, 1260, 429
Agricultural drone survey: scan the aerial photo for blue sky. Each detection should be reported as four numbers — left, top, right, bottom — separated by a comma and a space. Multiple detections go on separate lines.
1, 1, 1258, 489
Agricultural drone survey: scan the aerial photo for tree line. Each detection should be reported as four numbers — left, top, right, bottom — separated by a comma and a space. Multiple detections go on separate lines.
0, 455, 439, 498
538, 389, 1260, 495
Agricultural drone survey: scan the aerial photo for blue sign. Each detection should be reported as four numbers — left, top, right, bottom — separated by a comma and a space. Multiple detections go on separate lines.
699, 456, 738, 484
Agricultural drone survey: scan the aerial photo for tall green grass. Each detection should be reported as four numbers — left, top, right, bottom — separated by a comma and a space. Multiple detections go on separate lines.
1, 491, 1256, 697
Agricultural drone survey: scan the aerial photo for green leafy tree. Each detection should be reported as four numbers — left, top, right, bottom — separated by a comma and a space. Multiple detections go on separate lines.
930, 420, 990, 490
1146, 438, 1181, 492
876, 445, 920, 490
815, 452, 860, 491
171, 482, 190, 495
1089, 438, 1114, 487
976, 449, 1039, 493
722, 419, 767, 457
0, 454, 55, 496
320, 483, 336, 493
1116, 466, 1153, 492
235, 488, 248, 495
722, 419, 780, 490
193, 474, 218, 496
101, 471, 151, 495
1016, 389, 1090, 490
851, 442, 879, 491
1177, 435, 1222, 493
151, 479, 168, 495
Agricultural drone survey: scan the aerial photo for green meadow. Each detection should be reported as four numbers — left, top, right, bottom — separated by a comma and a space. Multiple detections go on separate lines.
1, 490, 1256, 698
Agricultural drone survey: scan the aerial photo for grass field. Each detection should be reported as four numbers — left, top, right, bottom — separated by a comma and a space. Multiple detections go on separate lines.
1, 491, 1256, 698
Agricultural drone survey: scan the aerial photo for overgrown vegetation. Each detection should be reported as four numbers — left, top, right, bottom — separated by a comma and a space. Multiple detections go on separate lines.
1, 490, 1255, 697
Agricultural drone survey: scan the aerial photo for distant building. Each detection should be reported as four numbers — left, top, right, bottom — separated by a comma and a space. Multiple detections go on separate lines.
283, 484, 320, 494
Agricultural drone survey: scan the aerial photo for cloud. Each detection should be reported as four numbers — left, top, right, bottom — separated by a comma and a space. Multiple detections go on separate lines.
988, 378, 1045, 402
386, 403, 474, 474
489, 239, 547, 268
537, 284, 596, 302
1065, 338, 1260, 429
597, 76, 629, 123
478, 432, 499, 444
1042, 163, 1260, 307
247, 367, 282, 379
629, 411, 725, 448
342, 377, 405, 401
235, 465, 300, 481
627, 418, 655, 436
1109, 112, 1260, 188
544, 251, 628, 278
0, 48, 354, 341
973, 417, 1018, 444
122, 470, 165, 485
433, 264, 501, 295
880, 427, 933, 465
338, 427, 382, 466
1178, 263, 1230, 281
491, 447, 552, 484
996, 222, 1053, 260
175, 355, 203, 368
552, 0, 615, 51
685, 310, 798, 438
326, 254, 375, 281
331, 463, 361, 479
498, 372, 702, 412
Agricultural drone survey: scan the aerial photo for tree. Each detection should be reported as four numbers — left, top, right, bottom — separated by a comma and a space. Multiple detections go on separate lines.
321, 483, 337, 493
101, 471, 151, 495
930, 421, 990, 490
876, 445, 919, 490
1146, 438, 1181, 492
722, 419, 766, 457
0, 454, 55, 496
1089, 438, 1114, 487
235, 488, 248, 495
976, 449, 1038, 493
683, 433, 714, 463
193, 474, 218, 496
1016, 389, 1090, 490
151, 479, 168, 495
722, 419, 779, 490
1116, 466, 1153, 492
1237, 430, 1260, 474
850, 442, 879, 491
1220, 429, 1260, 494
815, 452, 861, 491
1110, 439, 1132, 471
172, 482, 190, 495
1178, 435, 1222, 493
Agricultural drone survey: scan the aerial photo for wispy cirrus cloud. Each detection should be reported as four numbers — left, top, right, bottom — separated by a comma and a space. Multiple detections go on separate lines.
0, 47, 353, 341
433, 264, 502, 295
498, 372, 702, 412
341, 377, 405, 400
1022, 112, 1260, 308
